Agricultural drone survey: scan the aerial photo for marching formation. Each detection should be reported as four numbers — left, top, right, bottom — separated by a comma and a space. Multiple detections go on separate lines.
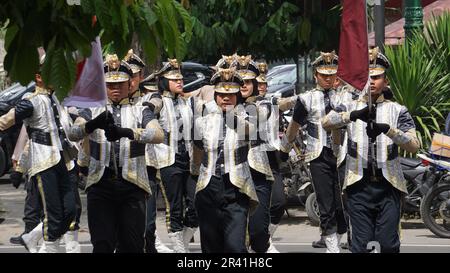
0, 48, 419, 253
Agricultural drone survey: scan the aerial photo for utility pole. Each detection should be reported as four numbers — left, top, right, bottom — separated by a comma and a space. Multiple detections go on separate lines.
374, 0, 385, 53
404, 0, 424, 40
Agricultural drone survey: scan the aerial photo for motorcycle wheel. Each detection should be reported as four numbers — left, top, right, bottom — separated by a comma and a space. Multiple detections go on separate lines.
305, 192, 320, 227
420, 183, 450, 238
297, 177, 312, 206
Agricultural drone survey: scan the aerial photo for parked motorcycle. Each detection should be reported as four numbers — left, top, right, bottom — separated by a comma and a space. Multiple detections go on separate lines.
279, 105, 449, 233
418, 153, 450, 238
400, 156, 433, 219
279, 110, 319, 226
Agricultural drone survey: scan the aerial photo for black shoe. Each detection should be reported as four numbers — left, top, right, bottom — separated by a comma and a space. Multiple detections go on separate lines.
10, 233, 25, 245
145, 233, 157, 253
340, 242, 349, 249
312, 237, 326, 248
341, 240, 352, 250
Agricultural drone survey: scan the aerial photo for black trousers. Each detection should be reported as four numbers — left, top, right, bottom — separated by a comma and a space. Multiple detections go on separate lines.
248, 168, 272, 253
33, 159, 76, 241
338, 160, 351, 244
23, 166, 82, 234
87, 170, 147, 253
145, 166, 158, 253
270, 169, 286, 225
346, 170, 402, 253
23, 179, 43, 233
309, 147, 347, 236
159, 158, 198, 233
68, 168, 82, 231
195, 174, 249, 253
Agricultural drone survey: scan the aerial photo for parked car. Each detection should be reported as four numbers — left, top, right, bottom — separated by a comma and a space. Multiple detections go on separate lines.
181, 62, 214, 92
266, 65, 297, 98
266, 62, 316, 98
0, 82, 35, 176
267, 64, 296, 78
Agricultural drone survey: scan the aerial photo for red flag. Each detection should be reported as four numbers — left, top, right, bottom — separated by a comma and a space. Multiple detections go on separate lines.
62, 37, 107, 108
75, 59, 86, 82
337, 0, 369, 92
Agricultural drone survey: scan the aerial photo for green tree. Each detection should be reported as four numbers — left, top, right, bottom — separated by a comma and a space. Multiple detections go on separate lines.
385, 11, 450, 150
0, 0, 192, 95
184, 0, 340, 64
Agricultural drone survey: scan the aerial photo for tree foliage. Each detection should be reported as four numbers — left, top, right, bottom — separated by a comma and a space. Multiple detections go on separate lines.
185, 0, 341, 64
385, 11, 450, 150
0, 0, 192, 95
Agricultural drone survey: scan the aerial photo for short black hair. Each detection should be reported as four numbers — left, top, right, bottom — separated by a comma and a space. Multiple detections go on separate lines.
158, 77, 169, 92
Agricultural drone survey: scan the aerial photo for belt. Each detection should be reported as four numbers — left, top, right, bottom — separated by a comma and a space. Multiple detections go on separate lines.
363, 167, 384, 182
306, 121, 319, 139
27, 127, 52, 146
130, 141, 146, 158
202, 145, 249, 168
250, 139, 264, 147
235, 145, 248, 165
103, 167, 123, 180
348, 140, 398, 161
89, 140, 102, 161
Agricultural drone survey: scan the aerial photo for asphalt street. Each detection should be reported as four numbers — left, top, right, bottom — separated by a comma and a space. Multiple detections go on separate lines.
1, 176, 449, 253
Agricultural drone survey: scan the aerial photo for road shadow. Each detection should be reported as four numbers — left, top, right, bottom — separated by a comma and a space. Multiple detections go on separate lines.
401, 221, 426, 229
0, 178, 10, 185
279, 213, 313, 227
415, 234, 450, 239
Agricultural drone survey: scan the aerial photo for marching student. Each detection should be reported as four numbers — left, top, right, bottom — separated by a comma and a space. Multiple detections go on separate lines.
191, 67, 258, 253
68, 54, 164, 253
322, 48, 420, 253
0, 55, 77, 252
281, 52, 347, 253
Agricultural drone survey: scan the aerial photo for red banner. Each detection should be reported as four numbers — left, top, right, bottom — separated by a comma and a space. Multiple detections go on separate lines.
62, 37, 107, 108
337, 0, 369, 91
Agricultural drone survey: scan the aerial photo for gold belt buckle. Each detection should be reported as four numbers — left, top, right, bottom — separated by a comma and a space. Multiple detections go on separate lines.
370, 176, 380, 182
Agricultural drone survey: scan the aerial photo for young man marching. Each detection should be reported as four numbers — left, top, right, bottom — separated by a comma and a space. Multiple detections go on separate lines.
322, 48, 419, 253
281, 52, 348, 253
0, 55, 77, 252
68, 55, 164, 253
191, 67, 258, 253
146, 59, 199, 253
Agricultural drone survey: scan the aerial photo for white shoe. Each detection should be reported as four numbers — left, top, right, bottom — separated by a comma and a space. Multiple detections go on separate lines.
21, 223, 43, 253
266, 224, 280, 253
64, 231, 81, 253
38, 239, 61, 253
168, 231, 186, 253
269, 224, 278, 237
155, 231, 174, 253
266, 238, 280, 253
324, 233, 340, 253
371, 247, 379, 253
337, 233, 347, 248
38, 241, 46, 253
182, 227, 197, 253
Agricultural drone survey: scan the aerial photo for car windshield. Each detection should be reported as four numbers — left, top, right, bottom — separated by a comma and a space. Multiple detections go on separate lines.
267, 69, 297, 86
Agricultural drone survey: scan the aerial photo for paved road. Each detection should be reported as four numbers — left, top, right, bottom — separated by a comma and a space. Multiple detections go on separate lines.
1, 178, 449, 253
